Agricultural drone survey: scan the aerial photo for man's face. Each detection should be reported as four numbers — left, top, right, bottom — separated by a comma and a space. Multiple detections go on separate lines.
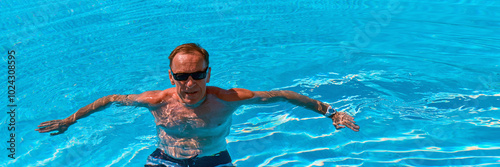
168, 52, 210, 106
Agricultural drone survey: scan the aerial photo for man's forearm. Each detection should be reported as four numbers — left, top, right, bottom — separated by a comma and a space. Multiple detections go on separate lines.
257, 90, 330, 115
65, 95, 121, 123
281, 90, 330, 115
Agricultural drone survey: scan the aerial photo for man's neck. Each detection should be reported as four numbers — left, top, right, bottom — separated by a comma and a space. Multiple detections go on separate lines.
182, 95, 207, 108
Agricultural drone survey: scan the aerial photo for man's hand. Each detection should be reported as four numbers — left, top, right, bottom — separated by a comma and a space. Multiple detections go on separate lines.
331, 112, 359, 132
35, 119, 73, 135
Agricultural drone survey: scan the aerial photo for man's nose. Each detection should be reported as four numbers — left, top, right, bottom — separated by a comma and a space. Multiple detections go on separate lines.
185, 76, 196, 87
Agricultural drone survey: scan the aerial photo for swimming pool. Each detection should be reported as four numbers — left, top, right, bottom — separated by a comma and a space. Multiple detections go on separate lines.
1, 0, 499, 166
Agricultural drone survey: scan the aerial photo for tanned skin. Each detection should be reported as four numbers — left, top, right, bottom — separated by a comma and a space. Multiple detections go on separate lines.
36, 52, 359, 159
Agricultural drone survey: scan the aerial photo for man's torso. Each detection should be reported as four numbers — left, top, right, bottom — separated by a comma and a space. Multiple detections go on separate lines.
148, 88, 241, 159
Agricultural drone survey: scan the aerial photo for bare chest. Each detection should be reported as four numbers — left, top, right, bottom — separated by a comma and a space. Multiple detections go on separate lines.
151, 100, 234, 132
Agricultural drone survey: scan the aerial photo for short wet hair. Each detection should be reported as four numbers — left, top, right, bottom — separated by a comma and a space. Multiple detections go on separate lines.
168, 43, 209, 67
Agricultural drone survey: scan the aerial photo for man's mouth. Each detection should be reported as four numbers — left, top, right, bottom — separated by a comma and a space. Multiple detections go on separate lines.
185, 91, 198, 95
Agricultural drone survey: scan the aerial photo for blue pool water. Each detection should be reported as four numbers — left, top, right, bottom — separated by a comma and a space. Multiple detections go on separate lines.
1, 0, 500, 166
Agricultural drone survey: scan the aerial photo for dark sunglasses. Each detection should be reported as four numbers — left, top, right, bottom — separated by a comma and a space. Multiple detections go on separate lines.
171, 67, 208, 81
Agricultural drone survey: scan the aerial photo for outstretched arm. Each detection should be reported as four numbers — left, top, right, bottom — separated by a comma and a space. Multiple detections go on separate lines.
253, 90, 330, 115
36, 91, 162, 135
226, 89, 359, 132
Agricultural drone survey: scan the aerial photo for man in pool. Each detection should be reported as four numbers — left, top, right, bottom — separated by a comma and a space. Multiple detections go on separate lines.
36, 43, 360, 167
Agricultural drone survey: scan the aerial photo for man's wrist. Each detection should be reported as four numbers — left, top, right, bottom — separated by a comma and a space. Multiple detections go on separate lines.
324, 106, 337, 118
63, 117, 76, 125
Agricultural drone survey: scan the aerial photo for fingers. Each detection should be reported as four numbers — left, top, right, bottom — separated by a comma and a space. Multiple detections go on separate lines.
343, 118, 360, 131
344, 122, 360, 132
35, 126, 53, 133
35, 124, 57, 133
36, 119, 69, 135
333, 123, 345, 130
37, 120, 58, 127
35, 126, 47, 132
344, 114, 355, 122
36, 120, 61, 131
37, 127, 62, 135
333, 116, 360, 132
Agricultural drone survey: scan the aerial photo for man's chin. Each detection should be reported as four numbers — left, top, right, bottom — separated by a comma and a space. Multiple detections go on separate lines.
182, 97, 201, 105
180, 92, 205, 106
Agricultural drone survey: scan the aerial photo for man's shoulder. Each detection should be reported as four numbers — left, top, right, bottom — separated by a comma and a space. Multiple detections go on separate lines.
207, 86, 255, 102
136, 88, 175, 104
140, 88, 174, 96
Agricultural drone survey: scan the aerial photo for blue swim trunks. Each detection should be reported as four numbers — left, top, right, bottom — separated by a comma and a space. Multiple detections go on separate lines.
145, 148, 234, 167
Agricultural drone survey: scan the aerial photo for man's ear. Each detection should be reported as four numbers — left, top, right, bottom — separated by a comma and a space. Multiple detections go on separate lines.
168, 70, 175, 85
206, 67, 211, 83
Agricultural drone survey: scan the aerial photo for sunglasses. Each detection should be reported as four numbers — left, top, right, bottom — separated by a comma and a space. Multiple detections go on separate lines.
171, 67, 208, 81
